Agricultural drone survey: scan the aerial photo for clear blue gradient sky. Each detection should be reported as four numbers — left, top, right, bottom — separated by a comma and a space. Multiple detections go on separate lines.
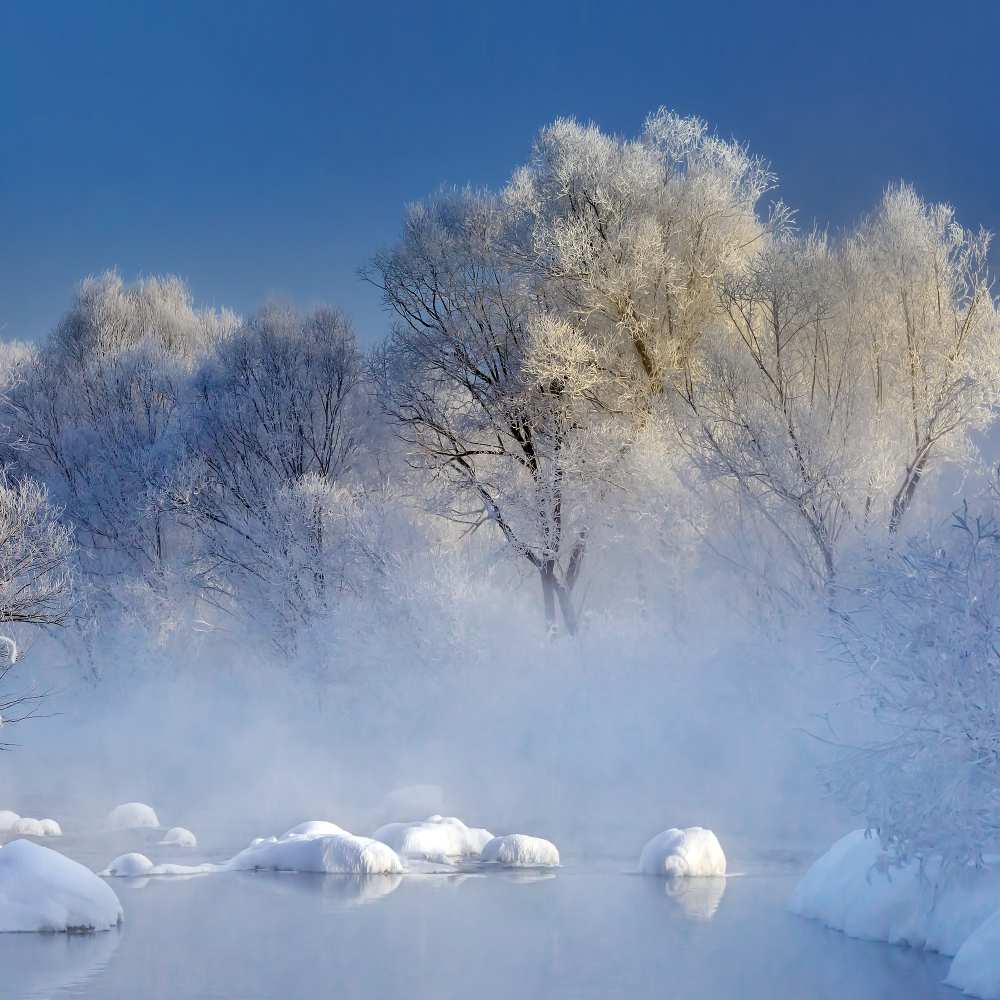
2, 1, 998, 345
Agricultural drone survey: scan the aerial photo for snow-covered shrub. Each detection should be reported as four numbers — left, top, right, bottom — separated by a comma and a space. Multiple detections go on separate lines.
637, 827, 726, 877
372, 815, 493, 863
159, 827, 196, 847
107, 802, 160, 830
480, 834, 560, 868
832, 494, 1000, 866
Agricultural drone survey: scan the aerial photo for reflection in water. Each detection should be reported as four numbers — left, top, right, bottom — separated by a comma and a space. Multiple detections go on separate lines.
1, 926, 120, 998
660, 875, 727, 921
246, 870, 404, 908
493, 869, 557, 886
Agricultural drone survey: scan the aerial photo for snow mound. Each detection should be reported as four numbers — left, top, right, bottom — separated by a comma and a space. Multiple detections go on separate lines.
104, 853, 154, 878
0, 810, 21, 832
10, 817, 62, 837
108, 802, 159, 830
228, 832, 404, 875
791, 830, 1000, 999
372, 815, 493, 862
0, 839, 122, 932
638, 827, 726, 877
159, 827, 197, 848
948, 909, 1000, 998
481, 834, 560, 868
281, 821, 346, 840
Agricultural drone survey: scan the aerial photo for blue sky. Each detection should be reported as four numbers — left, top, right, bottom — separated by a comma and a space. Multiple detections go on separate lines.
2, 1, 998, 345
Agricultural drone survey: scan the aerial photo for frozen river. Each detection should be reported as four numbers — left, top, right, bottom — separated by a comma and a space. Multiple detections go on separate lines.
1, 839, 957, 999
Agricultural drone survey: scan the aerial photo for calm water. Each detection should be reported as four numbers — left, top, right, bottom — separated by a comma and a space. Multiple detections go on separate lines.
0, 835, 957, 1000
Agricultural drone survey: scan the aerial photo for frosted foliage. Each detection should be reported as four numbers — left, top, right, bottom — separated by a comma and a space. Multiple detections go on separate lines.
831, 498, 1000, 867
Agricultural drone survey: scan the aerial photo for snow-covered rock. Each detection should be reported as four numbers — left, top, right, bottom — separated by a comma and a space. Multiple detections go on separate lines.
791, 830, 1000, 999
10, 817, 61, 837
281, 820, 346, 840
481, 834, 560, 868
108, 802, 160, 830
638, 827, 727, 877
0, 810, 20, 832
0, 839, 122, 932
104, 853, 154, 878
159, 827, 197, 848
229, 832, 404, 875
372, 815, 493, 862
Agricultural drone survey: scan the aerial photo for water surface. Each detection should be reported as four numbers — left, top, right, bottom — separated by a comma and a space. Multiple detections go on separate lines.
1, 842, 956, 999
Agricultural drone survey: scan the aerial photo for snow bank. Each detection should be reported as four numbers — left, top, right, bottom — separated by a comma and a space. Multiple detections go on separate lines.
229, 832, 404, 875
481, 834, 560, 868
159, 827, 197, 848
0, 810, 20, 832
638, 827, 726, 877
948, 910, 1000, 998
107, 802, 159, 830
0, 840, 122, 932
791, 830, 1000, 999
372, 815, 493, 862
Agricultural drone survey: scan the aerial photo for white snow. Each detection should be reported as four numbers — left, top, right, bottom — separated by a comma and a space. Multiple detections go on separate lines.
281, 820, 346, 840
791, 830, 1000, 999
0, 839, 122, 932
638, 827, 727, 877
9, 817, 62, 837
229, 831, 404, 875
108, 802, 160, 830
0, 810, 20, 832
159, 827, 197, 848
104, 853, 155, 878
480, 834, 560, 868
372, 815, 493, 862
948, 910, 1000, 998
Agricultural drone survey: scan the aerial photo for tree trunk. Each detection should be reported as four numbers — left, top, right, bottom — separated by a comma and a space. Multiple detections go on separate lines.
540, 562, 558, 634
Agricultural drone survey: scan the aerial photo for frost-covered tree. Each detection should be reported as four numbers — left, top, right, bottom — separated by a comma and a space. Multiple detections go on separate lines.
0, 471, 75, 745
369, 190, 592, 633
174, 304, 369, 646
831, 490, 1000, 867
507, 108, 777, 407
0, 471, 74, 627
680, 186, 1000, 594
851, 184, 999, 533
1, 273, 236, 592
